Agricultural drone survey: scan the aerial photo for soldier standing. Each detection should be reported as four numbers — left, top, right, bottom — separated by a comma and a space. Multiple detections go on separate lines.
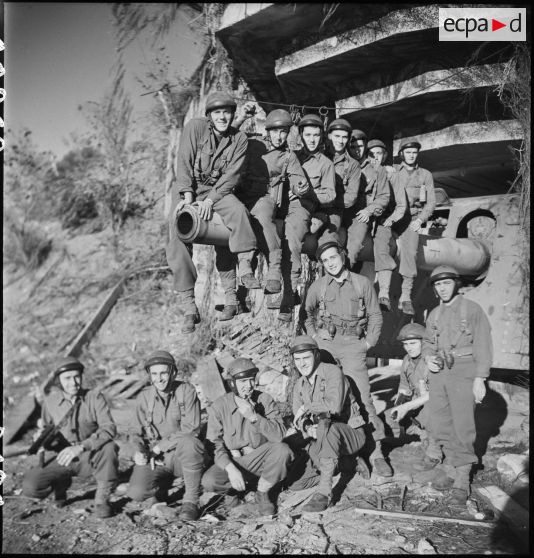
167, 91, 261, 334
23, 357, 119, 518
391, 140, 436, 315
303, 237, 393, 477
127, 350, 205, 520
344, 130, 389, 269
366, 139, 407, 311
423, 266, 492, 504
235, 108, 307, 294
286, 336, 368, 512
202, 358, 293, 516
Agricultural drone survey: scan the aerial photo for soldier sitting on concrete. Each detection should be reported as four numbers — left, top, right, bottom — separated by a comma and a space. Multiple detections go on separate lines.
234, 107, 308, 295
344, 129, 390, 270
391, 140, 436, 316
285, 335, 369, 512
127, 350, 205, 521
23, 357, 119, 518
366, 139, 407, 312
202, 358, 293, 516
387, 323, 442, 469
167, 91, 261, 334
423, 266, 492, 505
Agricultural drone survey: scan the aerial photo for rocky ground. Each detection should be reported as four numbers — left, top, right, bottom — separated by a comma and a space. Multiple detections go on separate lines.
2, 222, 530, 555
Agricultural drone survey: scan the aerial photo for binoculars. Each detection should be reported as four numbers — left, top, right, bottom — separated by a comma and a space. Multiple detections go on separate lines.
434, 350, 454, 371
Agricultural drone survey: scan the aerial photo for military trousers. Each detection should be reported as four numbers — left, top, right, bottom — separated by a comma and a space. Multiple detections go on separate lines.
373, 224, 397, 272
201, 442, 294, 493
166, 192, 257, 294
243, 195, 282, 280
23, 441, 119, 499
318, 334, 385, 441
428, 362, 477, 467
393, 216, 419, 278
282, 199, 311, 289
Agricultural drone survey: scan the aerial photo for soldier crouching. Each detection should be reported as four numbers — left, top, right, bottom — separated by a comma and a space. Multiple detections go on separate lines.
126, 350, 205, 521
201, 358, 293, 516
23, 357, 119, 518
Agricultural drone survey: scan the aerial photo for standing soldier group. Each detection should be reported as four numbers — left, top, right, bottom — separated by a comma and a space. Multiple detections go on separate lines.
22, 92, 493, 521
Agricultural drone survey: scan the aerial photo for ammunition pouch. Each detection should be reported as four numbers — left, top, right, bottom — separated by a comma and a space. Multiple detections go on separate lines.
323, 316, 365, 338
438, 350, 454, 370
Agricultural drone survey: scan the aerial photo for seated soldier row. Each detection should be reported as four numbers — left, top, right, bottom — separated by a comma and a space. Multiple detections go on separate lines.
167, 92, 437, 334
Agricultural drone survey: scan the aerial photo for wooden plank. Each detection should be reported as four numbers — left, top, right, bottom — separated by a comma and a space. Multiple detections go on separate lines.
191, 356, 227, 408
3, 394, 39, 444
104, 376, 140, 398
475, 486, 529, 546
118, 378, 148, 400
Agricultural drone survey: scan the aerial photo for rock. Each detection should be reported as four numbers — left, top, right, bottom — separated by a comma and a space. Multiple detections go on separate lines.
31, 535, 41, 543
220, 549, 253, 555
416, 538, 437, 554
240, 522, 259, 537
394, 535, 408, 544
114, 483, 129, 495
143, 502, 177, 519
256, 369, 288, 402
73, 508, 87, 515
257, 545, 277, 555
202, 513, 220, 523
496, 454, 529, 484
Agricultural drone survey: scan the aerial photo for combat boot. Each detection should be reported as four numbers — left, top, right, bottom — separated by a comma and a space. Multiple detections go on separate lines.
302, 457, 335, 512
446, 464, 472, 505
379, 297, 391, 312
265, 279, 282, 294
255, 491, 275, 516
179, 502, 199, 521
302, 492, 329, 512
355, 456, 371, 480
94, 482, 114, 519
373, 457, 394, 477
219, 305, 238, 321
53, 486, 68, 509
182, 312, 200, 333
237, 252, 261, 289
401, 300, 415, 316
430, 463, 455, 490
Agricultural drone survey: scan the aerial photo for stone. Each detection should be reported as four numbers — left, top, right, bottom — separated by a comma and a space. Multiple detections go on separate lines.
496, 454, 529, 484
416, 538, 437, 554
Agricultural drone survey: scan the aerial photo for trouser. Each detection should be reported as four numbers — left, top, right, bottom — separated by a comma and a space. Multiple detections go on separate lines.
201, 442, 293, 493
287, 423, 366, 491
428, 363, 477, 467
127, 434, 205, 504
373, 224, 397, 272
318, 334, 385, 441
23, 442, 119, 501
393, 216, 419, 278
244, 195, 282, 280
166, 192, 257, 295
282, 200, 311, 290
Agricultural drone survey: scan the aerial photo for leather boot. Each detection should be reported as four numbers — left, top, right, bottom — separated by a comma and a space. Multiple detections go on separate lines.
430, 464, 455, 490
219, 305, 238, 321
446, 464, 471, 504
94, 482, 114, 519
179, 502, 199, 521
265, 279, 282, 294
302, 458, 335, 512
53, 486, 68, 509
379, 297, 391, 312
255, 491, 275, 516
182, 312, 200, 333
302, 492, 329, 512
401, 300, 415, 316
237, 252, 261, 289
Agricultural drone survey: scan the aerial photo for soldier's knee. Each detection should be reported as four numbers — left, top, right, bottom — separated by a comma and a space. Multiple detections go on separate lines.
100, 442, 118, 458
176, 434, 204, 455
271, 442, 294, 462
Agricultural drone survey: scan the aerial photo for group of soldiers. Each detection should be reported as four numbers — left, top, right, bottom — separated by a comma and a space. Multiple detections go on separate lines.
22, 92, 493, 521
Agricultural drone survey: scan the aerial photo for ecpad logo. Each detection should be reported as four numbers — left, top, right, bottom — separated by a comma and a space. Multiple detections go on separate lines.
439, 8, 526, 41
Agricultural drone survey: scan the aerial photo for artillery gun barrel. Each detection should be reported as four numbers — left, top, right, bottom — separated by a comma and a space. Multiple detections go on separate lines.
174, 204, 230, 246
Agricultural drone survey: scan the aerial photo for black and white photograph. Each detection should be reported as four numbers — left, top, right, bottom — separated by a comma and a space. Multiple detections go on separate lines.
2, 2, 530, 554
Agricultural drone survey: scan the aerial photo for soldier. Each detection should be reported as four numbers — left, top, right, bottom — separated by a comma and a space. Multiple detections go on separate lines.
126, 350, 204, 520
23, 357, 118, 518
388, 323, 442, 469
391, 140, 436, 315
366, 139, 407, 311
202, 358, 293, 516
286, 335, 368, 512
323, 118, 361, 244
422, 266, 492, 504
167, 91, 261, 334
344, 130, 389, 269
235, 108, 307, 294
303, 237, 393, 477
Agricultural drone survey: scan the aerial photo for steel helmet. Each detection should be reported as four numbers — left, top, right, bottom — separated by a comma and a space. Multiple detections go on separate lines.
205, 92, 237, 115
367, 139, 387, 151
144, 350, 177, 373
316, 238, 342, 260
430, 265, 460, 284
398, 140, 421, 155
265, 109, 293, 130
290, 335, 319, 355
397, 323, 427, 342
298, 113, 323, 130
227, 358, 259, 381
351, 129, 367, 141
53, 356, 84, 379
327, 118, 352, 134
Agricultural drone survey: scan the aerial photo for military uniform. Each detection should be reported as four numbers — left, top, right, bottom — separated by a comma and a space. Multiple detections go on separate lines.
167, 117, 257, 312
127, 381, 204, 505
422, 295, 493, 467
303, 270, 384, 441
343, 159, 389, 268
23, 388, 119, 503
201, 391, 293, 493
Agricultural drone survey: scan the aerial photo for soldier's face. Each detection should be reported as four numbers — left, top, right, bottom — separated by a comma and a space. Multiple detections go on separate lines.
328, 130, 349, 153
302, 126, 322, 152
268, 127, 289, 148
434, 279, 456, 302
209, 108, 233, 133
321, 247, 344, 277
350, 139, 366, 160
369, 147, 387, 165
58, 370, 82, 397
403, 339, 422, 358
293, 350, 318, 377
149, 364, 172, 392
235, 377, 255, 398
402, 148, 419, 165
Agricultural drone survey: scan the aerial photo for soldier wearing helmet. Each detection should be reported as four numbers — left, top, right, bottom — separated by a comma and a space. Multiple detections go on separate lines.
127, 350, 204, 521
168, 91, 261, 333
421, 265, 493, 506
202, 357, 293, 516
233, 107, 307, 295
285, 335, 367, 512
343, 129, 390, 271
386, 323, 442, 470
302, 236, 393, 478
23, 357, 119, 518
390, 139, 436, 316
364, 139, 408, 312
